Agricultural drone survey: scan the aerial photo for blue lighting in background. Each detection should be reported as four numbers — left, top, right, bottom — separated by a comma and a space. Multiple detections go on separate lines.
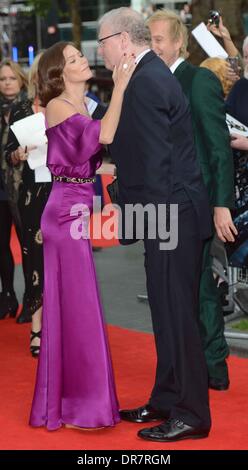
12, 47, 18, 62
28, 46, 34, 66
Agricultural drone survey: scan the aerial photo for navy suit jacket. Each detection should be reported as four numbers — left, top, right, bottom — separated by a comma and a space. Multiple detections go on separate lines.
93, 51, 212, 240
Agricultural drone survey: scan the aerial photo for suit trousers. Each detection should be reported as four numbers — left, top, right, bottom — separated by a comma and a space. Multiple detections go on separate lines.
199, 238, 229, 380
144, 197, 211, 429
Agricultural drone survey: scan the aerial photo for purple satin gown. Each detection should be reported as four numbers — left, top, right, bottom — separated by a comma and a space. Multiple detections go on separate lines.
29, 114, 120, 430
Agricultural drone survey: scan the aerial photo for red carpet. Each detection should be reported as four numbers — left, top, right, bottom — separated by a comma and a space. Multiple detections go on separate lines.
0, 319, 247, 450
10, 225, 22, 265
6, 175, 248, 449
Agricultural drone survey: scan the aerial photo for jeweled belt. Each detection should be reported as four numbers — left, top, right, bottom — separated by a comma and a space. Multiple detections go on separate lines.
53, 175, 96, 184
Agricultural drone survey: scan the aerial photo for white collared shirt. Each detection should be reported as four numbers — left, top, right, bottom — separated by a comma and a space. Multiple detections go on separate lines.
170, 57, 185, 74
135, 49, 151, 64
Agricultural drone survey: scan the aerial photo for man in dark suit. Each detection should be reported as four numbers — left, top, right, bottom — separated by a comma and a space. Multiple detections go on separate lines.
148, 9, 237, 392
95, 7, 212, 442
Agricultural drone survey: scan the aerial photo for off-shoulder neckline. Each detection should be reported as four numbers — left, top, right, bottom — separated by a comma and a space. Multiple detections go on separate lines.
46, 113, 91, 131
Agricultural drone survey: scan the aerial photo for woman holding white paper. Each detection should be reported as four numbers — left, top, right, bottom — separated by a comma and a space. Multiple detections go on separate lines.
5, 53, 52, 357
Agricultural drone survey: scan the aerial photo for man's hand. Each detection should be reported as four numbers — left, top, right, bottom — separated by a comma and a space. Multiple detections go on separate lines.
214, 207, 237, 242
231, 133, 248, 151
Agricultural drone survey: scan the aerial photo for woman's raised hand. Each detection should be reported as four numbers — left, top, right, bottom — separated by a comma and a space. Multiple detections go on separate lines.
207, 16, 231, 41
112, 54, 136, 92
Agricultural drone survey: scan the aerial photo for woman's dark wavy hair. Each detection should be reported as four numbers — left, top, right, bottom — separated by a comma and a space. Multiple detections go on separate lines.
38, 41, 78, 107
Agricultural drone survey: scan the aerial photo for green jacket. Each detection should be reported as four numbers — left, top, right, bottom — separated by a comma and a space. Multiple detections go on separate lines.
174, 60, 234, 208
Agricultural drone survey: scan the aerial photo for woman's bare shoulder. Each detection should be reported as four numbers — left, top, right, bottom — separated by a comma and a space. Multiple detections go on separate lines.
46, 98, 77, 128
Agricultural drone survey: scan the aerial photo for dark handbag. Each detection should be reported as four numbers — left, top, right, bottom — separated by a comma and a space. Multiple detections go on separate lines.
106, 178, 119, 204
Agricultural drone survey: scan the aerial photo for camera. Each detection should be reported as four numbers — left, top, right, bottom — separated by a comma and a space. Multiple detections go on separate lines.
227, 57, 240, 75
208, 10, 220, 27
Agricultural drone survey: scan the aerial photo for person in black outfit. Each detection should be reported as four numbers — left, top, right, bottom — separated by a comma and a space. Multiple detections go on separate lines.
225, 77, 248, 268
226, 77, 248, 128
5, 54, 52, 356
0, 60, 27, 320
95, 8, 212, 442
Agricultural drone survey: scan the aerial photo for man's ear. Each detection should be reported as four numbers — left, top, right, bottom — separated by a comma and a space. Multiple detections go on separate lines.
176, 34, 184, 55
120, 31, 130, 51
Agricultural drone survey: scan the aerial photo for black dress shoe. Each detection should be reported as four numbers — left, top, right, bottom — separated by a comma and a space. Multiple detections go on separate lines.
209, 377, 230, 391
138, 418, 210, 442
120, 404, 167, 423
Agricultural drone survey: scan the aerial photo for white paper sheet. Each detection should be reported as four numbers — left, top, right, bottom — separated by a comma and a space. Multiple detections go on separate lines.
10, 112, 48, 170
191, 22, 228, 59
226, 113, 248, 137
27, 144, 48, 170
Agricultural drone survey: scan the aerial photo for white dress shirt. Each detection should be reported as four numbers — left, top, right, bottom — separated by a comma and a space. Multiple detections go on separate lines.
135, 49, 151, 64
170, 57, 185, 74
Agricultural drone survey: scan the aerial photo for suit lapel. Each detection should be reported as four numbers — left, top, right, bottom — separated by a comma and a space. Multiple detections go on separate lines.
173, 61, 188, 80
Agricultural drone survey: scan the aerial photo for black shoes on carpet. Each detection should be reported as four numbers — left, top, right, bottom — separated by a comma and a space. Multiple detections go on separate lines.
208, 377, 230, 391
119, 404, 210, 442
0, 291, 18, 320
0, 291, 33, 323
120, 403, 168, 423
137, 418, 209, 442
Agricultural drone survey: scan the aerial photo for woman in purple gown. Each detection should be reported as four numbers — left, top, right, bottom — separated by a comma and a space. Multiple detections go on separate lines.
29, 42, 136, 431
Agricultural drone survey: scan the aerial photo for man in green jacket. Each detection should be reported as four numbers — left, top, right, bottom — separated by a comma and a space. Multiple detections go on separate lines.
148, 9, 237, 390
